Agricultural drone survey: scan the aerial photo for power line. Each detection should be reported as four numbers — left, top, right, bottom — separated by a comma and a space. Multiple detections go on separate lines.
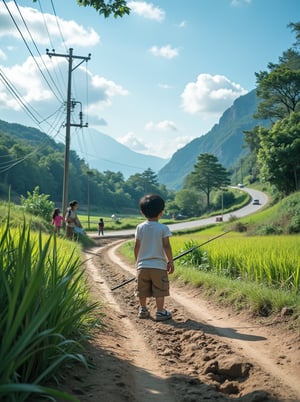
3, 0, 63, 103
37, 0, 67, 94
50, 0, 67, 53
0, 68, 41, 125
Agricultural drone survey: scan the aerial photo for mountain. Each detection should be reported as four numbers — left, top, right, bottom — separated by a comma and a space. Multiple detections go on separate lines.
70, 128, 168, 178
0, 119, 168, 179
158, 89, 268, 190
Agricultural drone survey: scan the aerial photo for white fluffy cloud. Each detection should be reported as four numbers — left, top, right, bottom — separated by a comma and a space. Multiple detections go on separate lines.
145, 135, 193, 158
181, 73, 247, 115
118, 132, 148, 152
0, 2, 100, 47
127, 1, 165, 21
145, 120, 178, 132
149, 45, 179, 59
0, 54, 128, 126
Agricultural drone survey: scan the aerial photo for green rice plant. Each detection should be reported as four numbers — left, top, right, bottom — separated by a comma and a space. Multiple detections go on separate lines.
193, 235, 300, 292
0, 217, 97, 401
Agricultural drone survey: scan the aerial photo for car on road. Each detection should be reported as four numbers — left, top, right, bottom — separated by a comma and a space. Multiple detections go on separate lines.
252, 199, 260, 205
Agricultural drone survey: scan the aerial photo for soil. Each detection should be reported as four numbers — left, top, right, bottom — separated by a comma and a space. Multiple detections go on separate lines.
57, 236, 300, 402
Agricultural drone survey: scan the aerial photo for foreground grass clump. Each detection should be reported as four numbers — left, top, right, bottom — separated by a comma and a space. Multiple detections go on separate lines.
0, 219, 97, 402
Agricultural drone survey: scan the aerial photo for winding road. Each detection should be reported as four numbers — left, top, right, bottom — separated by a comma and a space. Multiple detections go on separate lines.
95, 186, 269, 237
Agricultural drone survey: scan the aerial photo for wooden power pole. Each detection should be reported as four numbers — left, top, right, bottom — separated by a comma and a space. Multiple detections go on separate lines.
46, 48, 91, 216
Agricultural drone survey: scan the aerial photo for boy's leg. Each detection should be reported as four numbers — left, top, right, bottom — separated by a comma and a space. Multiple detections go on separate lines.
139, 296, 147, 308
152, 270, 172, 321
155, 296, 164, 311
137, 270, 150, 319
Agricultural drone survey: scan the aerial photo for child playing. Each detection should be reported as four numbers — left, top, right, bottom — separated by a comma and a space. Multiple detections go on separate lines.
134, 194, 174, 321
51, 208, 64, 234
98, 218, 104, 236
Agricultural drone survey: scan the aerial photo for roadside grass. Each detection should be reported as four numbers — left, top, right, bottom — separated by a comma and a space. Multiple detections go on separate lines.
0, 215, 99, 401
0, 202, 50, 232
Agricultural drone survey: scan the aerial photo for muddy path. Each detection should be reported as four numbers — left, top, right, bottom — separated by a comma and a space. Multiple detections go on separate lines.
59, 237, 300, 402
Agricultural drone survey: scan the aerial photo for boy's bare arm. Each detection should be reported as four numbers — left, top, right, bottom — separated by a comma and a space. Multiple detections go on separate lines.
163, 237, 174, 274
134, 239, 140, 261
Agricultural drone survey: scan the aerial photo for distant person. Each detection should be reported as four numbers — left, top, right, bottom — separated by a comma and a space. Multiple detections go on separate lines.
134, 194, 174, 321
65, 200, 83, 239
98, 218, 104, 236
51, 208, 64, 234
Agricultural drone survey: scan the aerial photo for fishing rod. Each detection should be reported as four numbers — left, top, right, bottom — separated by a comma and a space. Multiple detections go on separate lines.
110, 230, 230, 291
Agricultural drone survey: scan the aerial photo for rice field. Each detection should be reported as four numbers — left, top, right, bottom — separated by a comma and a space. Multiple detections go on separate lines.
171, 233, 300, 293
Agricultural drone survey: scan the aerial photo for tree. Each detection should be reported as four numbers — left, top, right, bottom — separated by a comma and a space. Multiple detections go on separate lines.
255, 23, 300, 122
258, 112, 300, 195
33, 0, 130, 18
188, 153, 230, 208
255, 65, 300, 121
174, 189, 201, 217
288, 22, 300, 48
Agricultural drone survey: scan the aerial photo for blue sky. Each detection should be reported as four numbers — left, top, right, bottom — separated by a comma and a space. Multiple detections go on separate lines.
0, 0, 298, 160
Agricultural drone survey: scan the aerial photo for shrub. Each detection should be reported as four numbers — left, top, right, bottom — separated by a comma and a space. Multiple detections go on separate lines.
21, 186, 54, 223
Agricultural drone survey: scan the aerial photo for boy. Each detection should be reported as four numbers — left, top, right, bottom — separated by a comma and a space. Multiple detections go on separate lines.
134, 194, 174, 321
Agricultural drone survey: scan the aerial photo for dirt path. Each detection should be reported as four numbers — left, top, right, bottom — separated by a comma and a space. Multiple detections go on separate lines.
59, 237, 300, 402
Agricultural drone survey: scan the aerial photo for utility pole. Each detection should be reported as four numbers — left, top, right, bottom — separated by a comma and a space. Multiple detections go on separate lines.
46, 48, 91, 216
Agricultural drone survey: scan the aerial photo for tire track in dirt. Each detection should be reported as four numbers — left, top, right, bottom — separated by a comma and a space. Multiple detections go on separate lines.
85, 245, 175, 402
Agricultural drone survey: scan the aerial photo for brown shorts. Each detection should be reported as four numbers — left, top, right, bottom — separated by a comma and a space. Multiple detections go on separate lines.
136, 268, 170, 298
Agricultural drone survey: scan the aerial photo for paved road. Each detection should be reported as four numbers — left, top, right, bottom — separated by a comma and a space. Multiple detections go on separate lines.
89, 187, 268, 238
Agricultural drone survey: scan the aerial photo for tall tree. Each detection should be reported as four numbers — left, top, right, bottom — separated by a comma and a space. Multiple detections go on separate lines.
258, 112, 300, 195
188, 153, 230, 208
255, 65, 300, 121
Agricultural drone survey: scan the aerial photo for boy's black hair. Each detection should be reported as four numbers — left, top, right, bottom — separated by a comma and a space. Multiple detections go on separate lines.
139, 194, 165, 218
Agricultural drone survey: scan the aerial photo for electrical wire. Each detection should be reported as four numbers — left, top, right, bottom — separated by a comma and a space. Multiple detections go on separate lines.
0, 68, 41, 125
9, 0, 63, 101
38, 0, 67, 94
50, 0, 67, 53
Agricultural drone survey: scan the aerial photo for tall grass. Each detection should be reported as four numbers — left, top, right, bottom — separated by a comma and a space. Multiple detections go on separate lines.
200, 236, 300, 292
0, 217, 97, 401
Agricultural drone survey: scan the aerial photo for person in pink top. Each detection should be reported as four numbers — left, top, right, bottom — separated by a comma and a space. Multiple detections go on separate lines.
51, 208, 64, 234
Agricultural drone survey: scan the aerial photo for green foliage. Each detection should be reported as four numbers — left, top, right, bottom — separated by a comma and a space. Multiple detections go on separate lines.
0, 120, 172, 212
0, 218, 97, 401
173, 189, 201, 217
187, 153, 230, 208
258, 112, 300, 195
257, 191, 300, 234
20, 186, 54, 222
76, 0, 130, 18
176, 241, 205, 269
255, 63, 300, 120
